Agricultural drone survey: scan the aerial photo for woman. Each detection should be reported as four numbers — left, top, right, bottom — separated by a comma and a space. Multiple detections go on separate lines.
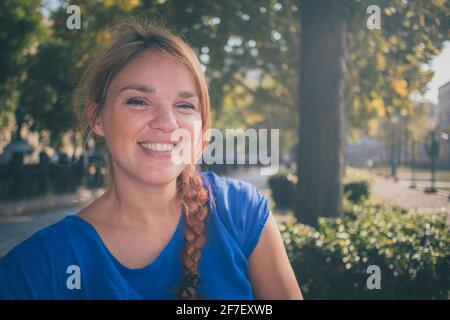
0, 18, 302, 300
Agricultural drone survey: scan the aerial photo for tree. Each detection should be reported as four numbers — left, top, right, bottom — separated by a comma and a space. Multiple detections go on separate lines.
0, 0, 42, 131
295, 0, 450, 226
296, 0, 349, 226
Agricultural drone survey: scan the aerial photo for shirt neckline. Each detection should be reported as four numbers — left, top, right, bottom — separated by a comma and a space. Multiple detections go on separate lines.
66, 210, 185, 274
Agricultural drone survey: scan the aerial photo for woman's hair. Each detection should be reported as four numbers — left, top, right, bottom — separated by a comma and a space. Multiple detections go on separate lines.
74, 16, 211, 300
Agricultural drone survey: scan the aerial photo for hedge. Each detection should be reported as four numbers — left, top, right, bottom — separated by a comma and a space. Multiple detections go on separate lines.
280, 202, 450, 299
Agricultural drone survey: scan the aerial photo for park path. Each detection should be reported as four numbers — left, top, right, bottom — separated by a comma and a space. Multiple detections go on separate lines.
369, 172, 450, 223
0, 206, 84, 257
229, 167, 450, 223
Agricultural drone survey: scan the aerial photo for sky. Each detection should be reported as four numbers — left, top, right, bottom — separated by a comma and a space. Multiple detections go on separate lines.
425, 41, 450, 105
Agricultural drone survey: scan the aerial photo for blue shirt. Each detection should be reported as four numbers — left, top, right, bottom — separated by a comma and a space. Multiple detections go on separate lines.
0, 172, 270, 300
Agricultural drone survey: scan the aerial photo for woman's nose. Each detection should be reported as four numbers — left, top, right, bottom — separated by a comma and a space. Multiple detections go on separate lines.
149, 105, 179, 133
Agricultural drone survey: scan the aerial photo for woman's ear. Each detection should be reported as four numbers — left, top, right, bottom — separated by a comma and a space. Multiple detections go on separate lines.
87, 102, 104, 137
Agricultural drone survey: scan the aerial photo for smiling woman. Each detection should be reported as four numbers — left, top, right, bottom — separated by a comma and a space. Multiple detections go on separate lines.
0, 16, 303, 300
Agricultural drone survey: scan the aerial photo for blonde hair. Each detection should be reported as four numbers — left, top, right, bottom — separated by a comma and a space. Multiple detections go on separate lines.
75, 16, 211, 300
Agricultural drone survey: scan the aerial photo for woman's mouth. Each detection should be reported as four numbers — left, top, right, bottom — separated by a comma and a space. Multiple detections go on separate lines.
137, 142, 182, 160
138, 142, 177, 152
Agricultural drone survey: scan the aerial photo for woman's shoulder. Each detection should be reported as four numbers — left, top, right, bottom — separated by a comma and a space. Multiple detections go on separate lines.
201, 171, 271, 258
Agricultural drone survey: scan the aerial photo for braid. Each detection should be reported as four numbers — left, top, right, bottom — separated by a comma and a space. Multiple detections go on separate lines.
175, 165, 210, 300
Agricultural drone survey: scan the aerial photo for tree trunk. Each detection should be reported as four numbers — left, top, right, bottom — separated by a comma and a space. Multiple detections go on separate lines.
296, 0, 349, 227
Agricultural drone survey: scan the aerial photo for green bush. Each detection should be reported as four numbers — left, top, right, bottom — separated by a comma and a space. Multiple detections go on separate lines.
268, 174, 296, 209
280, 202, 450, 299
344, 180, 370, 204
268, 172, 372, 208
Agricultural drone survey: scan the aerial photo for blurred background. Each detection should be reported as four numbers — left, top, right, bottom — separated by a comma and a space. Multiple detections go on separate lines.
0, 0, 449, 299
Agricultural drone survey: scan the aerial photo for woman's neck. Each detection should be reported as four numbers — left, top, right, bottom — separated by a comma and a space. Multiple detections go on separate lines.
100, 167, 181, 227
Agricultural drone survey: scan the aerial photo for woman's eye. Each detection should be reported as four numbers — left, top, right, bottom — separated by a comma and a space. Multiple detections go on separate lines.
176, 103, 195, 110
126, 97, 149, 106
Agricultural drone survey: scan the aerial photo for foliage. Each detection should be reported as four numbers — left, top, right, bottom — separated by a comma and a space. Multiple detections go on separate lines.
280, 202, 450, 299
346, 0, 450, 140
0, 0, 43, 129
268, 173, 296, 209
269, 171, 372, 208
344, 181, 370, 204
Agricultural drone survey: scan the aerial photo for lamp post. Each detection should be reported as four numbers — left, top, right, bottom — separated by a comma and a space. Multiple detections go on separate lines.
390, 115, 399, 181
409, 138, 416, 188
424, 130, 439, 193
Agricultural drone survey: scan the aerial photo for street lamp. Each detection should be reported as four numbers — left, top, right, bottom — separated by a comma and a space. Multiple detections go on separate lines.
390, 115, 399, 182
409, 138, 416, 189
424, 130, 439, 193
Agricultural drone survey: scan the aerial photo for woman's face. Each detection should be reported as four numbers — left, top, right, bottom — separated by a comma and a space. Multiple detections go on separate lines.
91, 50, 202, 186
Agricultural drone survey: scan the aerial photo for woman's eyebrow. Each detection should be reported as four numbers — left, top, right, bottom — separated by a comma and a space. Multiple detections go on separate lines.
119, 84, 156, 93
119, 84, 199, 98
178, 90, 199, 98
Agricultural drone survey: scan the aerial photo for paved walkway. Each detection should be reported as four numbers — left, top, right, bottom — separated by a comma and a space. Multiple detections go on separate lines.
0, 188, 104, 216
374, 172, 450, 188
0, 188, 105, 257
370, 173, 449, 219
230, 167, 450, 223
0, 207, 83, 257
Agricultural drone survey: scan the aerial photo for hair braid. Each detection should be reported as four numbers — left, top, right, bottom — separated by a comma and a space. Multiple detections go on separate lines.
175, 165, 210, 300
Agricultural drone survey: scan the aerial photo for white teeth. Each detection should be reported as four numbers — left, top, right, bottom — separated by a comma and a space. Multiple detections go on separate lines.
139, 142, 175, 152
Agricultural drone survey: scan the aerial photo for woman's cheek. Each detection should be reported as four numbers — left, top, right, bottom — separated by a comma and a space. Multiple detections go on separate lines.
111, 108, 145, 136
101, 109, 134, 149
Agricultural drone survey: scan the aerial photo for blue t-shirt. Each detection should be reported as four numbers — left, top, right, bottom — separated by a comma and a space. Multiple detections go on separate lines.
0, 172, 270, 300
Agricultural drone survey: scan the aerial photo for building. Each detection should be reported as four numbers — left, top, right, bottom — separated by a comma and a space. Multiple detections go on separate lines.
436, 81, 450, 167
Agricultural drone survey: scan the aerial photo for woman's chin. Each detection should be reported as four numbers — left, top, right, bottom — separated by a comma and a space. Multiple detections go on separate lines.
136, 168, 183, 186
